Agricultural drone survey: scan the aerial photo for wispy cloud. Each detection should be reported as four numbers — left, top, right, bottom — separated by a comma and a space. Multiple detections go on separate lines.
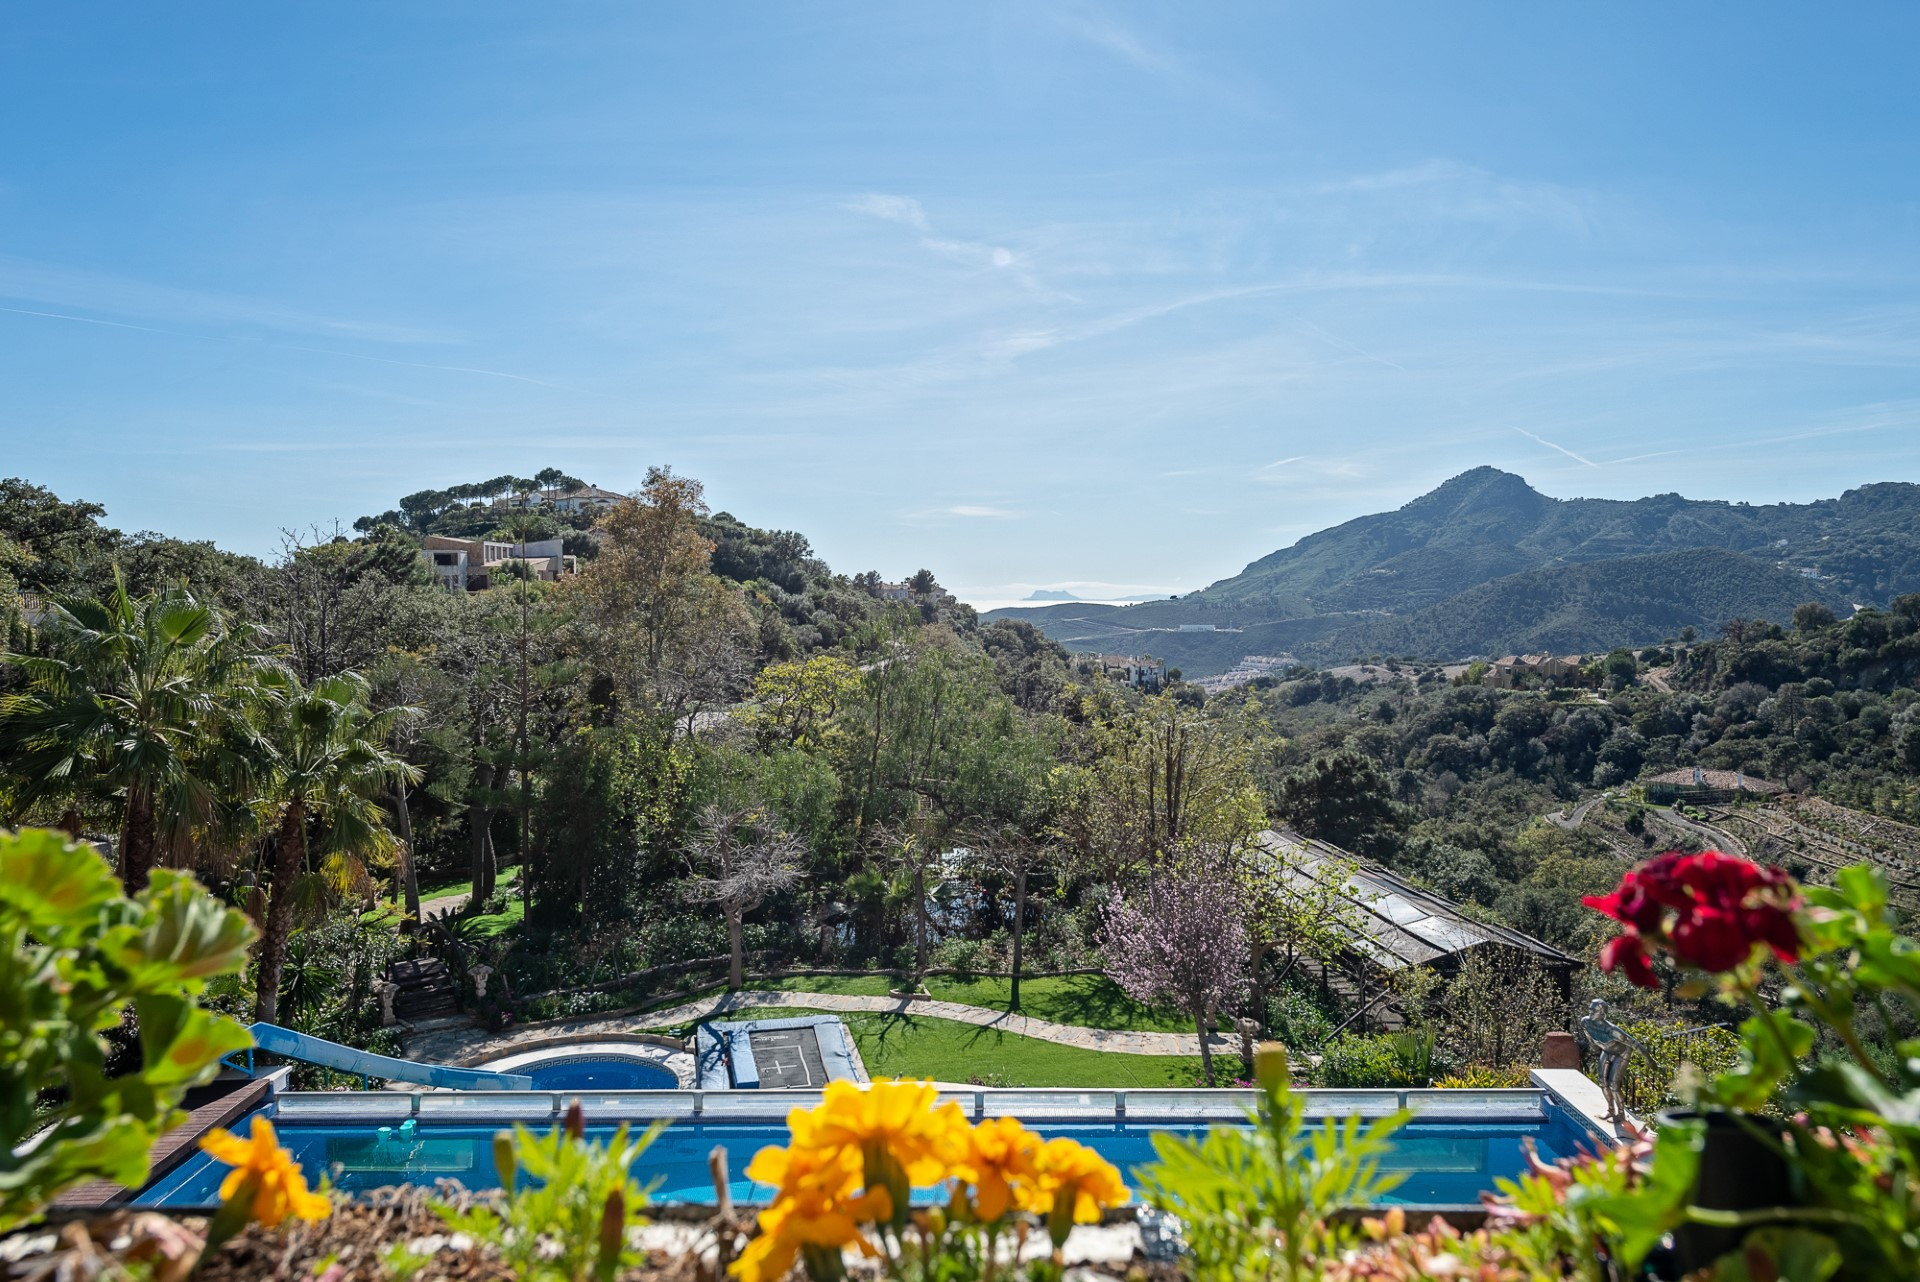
0, 253, 452, 344
273, 344, 560, 388
1298, 160, 1596, 237
844, 193, 1037, 288
1055, 7, 1183, 80
948, 504, 1016, 518
845, 193, 930, 232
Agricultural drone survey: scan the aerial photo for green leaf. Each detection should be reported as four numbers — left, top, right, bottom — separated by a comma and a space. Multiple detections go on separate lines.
152, 602, 212, 646
133, 993, 254, 1092
0, 828, 266, 1230
1832, 864, 1888, 917
114, 870, 256, 989
1577, 1117, 1704, 1271
1710, 1014, 1815, 1111
0, 828, 118, 932
1853, 929, 1920, 996
1706, 1226, 1842, 1282
1792, 1061, 1920, 1135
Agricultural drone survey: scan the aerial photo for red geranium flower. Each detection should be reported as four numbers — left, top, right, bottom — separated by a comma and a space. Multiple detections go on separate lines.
1598, 933, 1659, 989
1583, 849, 1801, 987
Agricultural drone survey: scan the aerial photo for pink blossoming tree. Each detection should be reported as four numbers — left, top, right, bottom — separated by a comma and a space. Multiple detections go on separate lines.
1101, 847, 1249, 1085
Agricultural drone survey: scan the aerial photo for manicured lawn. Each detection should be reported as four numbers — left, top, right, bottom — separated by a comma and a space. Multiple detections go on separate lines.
647, 1005, 1211, 1088
362, 869, 524, 930
922, 974, 1193, 1034
461, 897, 524, 938
747, 975, 895, 997
415, 865, 520, 903
727, 972, 1189, 1034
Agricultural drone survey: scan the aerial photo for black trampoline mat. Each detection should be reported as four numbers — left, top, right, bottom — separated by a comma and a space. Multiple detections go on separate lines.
751, 1026, 826, 1089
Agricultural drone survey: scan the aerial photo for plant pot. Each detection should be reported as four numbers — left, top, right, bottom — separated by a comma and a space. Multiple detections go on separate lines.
1657, 1109, 1795, 1276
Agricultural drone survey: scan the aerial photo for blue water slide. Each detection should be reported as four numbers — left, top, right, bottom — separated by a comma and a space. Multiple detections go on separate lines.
235, 1022, 534, 1091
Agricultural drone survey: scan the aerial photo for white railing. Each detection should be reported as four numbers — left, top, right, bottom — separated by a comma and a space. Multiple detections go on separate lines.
272, 1086, 1548, 1126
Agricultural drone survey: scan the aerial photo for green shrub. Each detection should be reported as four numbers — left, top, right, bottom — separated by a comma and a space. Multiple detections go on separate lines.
1312, 1033, 1416, 1088
929, 935, 989, 973
425, 1106, 663, 1282
1618, 1020, 1744, 1115
1433, 1063, 1533, 1088
1140, 1049, 1409, 1282
0, 828, 256, 1229
1264, 982, 1337, 1052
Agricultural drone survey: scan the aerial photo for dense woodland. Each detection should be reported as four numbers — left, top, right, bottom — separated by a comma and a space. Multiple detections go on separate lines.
4, 470, 1918, 1091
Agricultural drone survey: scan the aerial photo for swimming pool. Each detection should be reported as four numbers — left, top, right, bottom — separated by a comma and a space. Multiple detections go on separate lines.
521, 1058, 680, 1092
130, 1086, 1606, 1209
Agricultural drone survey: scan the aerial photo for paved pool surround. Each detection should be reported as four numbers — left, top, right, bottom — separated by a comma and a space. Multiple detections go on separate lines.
478, 1038, 697, 1088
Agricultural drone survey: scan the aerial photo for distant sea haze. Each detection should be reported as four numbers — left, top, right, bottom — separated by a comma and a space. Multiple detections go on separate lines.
960, 593, 1175, 613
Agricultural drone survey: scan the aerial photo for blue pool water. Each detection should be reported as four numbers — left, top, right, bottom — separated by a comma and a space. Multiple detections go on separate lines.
133, 1112, 1595, 1208
521, 1058, 679, 1092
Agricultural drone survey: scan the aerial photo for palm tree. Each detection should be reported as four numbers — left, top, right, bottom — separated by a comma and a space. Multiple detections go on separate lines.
0, 572, 274, 891
254, 671, 419, 1025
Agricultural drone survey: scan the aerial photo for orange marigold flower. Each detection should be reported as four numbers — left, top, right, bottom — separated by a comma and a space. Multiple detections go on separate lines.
1028, 1136, 1128, 1245
745, 1138, 864, 1204
786, 1079, 969, 1188
959, 1116, 1044, 1221
198, 1117, 330, 1227
729, 1185, 892, 1282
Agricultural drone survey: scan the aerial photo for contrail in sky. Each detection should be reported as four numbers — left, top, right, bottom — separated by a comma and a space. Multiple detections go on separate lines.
1513, 427, 1598, 467
0, 304, 165, 333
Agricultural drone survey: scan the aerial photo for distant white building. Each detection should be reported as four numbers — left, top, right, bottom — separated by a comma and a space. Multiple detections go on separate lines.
1097, 654, 1166, 691
499, 484, 627, 513
422, 536, 576, 591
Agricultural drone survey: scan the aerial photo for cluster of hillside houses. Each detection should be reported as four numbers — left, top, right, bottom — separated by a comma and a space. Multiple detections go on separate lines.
1480, 652, 1585, 688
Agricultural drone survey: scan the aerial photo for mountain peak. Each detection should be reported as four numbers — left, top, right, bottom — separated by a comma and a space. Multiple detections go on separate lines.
1409, 466, 1544, 510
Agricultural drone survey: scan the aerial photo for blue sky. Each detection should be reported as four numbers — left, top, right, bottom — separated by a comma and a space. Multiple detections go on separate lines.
4, 4, 1919, 607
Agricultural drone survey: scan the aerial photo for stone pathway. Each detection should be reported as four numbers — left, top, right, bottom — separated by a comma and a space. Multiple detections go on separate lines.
407, 989, 1233, 1066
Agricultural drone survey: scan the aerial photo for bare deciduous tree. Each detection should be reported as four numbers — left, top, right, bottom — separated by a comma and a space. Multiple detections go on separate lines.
966, 822, 1057, 1011
681, 804, 806, 989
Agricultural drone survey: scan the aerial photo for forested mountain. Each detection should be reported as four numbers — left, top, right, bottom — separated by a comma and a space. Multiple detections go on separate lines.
1355, 548, 1853, 660
989, 468, 1919, 673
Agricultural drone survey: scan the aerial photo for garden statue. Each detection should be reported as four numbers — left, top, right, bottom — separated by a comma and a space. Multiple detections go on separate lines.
470, 963, 494, 999
374, 980, 400, 1027
1577, 997, 1652, 1121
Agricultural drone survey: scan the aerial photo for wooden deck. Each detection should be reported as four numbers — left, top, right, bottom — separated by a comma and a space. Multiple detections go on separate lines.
50, 1074, 278, 1209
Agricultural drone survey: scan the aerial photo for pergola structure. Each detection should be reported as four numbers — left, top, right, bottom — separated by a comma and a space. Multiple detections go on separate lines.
1253, 827, 1583, 1032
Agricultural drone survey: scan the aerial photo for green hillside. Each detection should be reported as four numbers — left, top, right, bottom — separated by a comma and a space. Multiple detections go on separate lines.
1202, 467, 1920, 613
987, 468, 1918, 674
1351, 548, 1854, 660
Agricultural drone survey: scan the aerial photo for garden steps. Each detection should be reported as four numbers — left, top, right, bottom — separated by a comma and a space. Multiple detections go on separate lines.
1292, 956, 1407, 1033
388, 957, 462, 1022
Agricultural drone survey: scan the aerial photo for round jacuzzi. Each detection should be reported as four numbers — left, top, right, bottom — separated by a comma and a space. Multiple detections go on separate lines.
479, 1039, 697, 1089
522, 1056, 679, 1091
